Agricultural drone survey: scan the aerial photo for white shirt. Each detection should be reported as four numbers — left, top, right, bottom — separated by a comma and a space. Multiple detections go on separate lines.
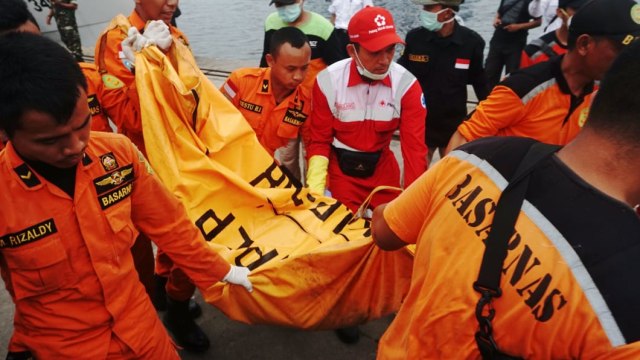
328, 0, 374, 30
528, 0, 562, 32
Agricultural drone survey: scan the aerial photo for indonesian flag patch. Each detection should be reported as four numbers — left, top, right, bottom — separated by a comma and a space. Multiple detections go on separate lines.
455, 58, 470, 70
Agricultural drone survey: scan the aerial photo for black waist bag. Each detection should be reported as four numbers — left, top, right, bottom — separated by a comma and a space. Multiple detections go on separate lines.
333, 146, 381, 178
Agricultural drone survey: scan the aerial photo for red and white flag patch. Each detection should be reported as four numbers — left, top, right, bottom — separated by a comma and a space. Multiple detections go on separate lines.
455, 58, 470, 70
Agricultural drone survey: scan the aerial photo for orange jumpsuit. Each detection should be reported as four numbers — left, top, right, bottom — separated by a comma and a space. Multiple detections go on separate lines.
378, 137, 640, 359
458, 55, 596, 146
0, 132, 230, 359
94, 11, 193, 299
94, 10, 189, 155
220, 67, 311, 157
80, 62, 113, 133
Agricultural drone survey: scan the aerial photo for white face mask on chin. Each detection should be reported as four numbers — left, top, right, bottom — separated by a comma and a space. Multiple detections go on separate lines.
352, 47, 390, 81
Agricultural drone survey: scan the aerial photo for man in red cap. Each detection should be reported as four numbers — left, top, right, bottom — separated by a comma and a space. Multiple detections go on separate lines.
306, 6, 427, 343
306, 6, 427, 214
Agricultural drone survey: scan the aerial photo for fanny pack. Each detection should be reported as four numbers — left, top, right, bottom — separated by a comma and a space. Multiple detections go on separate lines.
332, 146, 381, 178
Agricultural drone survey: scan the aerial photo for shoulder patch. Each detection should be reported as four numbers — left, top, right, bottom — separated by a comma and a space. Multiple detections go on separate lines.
102, 74, 124, 89
82, 153, 93, 166
13, 164, 41, 188
136, 148, 154, 175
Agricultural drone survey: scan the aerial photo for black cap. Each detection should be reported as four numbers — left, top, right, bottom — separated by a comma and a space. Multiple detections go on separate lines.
558, 0, 588, 10
269, 0, 296, 5
569, 0, 640, 46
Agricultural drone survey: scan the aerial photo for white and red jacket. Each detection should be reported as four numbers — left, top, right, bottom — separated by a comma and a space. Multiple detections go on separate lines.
308, 58, 427, 188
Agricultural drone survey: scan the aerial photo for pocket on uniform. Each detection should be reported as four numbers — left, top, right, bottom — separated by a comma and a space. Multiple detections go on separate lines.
3, 237, 73, 300
104, 205, 137, 243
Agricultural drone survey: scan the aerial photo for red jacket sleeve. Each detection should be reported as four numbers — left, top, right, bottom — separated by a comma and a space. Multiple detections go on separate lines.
399, 80, 428, 187
307, 79, 335, 159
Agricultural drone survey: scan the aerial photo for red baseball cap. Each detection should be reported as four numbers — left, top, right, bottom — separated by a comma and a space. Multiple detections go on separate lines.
347, 6, 404, 52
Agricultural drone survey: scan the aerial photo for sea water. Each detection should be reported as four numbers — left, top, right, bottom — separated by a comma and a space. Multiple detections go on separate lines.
178, 0, 544, 62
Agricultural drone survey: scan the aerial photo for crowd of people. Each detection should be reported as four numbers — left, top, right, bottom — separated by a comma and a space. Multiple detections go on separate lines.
0, 0, 639, 358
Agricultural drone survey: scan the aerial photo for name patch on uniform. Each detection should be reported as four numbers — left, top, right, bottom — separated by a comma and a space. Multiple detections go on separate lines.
93, 164, 134, 195
99, 182, 133, 210
408, 54, 429, 63
0, 219, 57, 249
239, 100, 263, 114
88, 94, 103, 116
282, 108, 308, 127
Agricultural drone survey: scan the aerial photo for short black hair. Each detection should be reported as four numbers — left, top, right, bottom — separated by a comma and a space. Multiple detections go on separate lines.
0, 32, 87, 138
584, 40, 640, 144
269, 26, 309, 59
0, 0, 39, 34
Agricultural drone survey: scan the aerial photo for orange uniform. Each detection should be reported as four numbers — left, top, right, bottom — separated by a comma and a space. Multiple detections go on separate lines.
80, 62, 113, 133
220, 67, 311, 156
519, 31, 568, 69
95, 11, 193, 299
0, 132, 230, 358
378, 137, 640, 359
94, 11, 189, 155
458, 55, 596, 145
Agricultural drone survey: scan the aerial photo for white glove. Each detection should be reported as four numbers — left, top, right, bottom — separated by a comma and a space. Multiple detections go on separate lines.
119, 27, 151, 71
222, 265, 253, 293
144, 20, 173, 51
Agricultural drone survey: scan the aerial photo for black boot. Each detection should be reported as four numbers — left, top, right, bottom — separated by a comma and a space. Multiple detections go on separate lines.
163, 297, 210, 353
152, 274, 202, 319
335, 326, 360, 344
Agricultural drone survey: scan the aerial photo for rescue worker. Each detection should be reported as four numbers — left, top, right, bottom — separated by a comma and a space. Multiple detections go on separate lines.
529, 0, 561, 32
371, 39, 640, 360
94, 0, 211, 352
261, 0, 344, 180
221, 27, 312, 180
306, 6, 427, 343
0, 32, 252, 360
307, 6, 427, 212
520, 0, 588, 69
445, 0, 640, 154
328, 0, 373, 58
46, 0, 83, 62
0, 0, 113, 146
399, 0, 489, 162
485, 0, 541, 89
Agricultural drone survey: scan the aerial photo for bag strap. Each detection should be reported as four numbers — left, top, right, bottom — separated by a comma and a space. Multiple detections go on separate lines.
473, 142, 560, 359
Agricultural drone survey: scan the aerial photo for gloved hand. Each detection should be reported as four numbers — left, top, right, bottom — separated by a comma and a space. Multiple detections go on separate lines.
222, 265, 253, 293
144, 20, 173, 51
119, 27, 151, 71
306, 155, 329, 195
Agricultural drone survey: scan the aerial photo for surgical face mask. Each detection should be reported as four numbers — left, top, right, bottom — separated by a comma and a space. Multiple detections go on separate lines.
352, 48, 390, 81
277, 3, 302, 23
419, 9, 455, 32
